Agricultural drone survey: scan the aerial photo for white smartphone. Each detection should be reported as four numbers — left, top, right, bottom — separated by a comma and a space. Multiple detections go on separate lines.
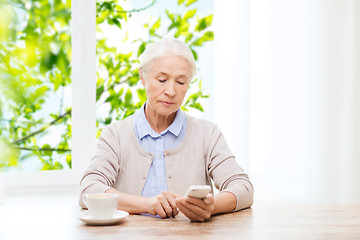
185, 185, 211, 199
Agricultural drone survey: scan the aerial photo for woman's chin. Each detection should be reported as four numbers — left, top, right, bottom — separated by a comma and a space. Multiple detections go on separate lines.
157, 108, 178, 118
154, 104, 178, 116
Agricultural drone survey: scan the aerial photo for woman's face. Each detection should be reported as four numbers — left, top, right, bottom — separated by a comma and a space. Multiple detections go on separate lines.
140, 55, 192, 118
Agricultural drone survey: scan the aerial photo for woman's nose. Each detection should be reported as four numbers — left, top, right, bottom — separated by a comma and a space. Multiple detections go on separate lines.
164, 82, 176, 97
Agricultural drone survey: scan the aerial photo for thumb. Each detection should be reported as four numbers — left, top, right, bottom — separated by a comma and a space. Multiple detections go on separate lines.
203, 193, 214, 204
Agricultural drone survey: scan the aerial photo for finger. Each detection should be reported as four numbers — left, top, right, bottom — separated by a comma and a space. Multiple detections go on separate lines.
159, 194, 173, 218
176, 199, 198, 221
148, 206, 157, 215
203, 194, 214, 205
171, 207, 178, 218
145, 198, 157, 215
153, 203, 167, 218
185, 200, 211, 219
176, 199, 206, 222
164, 204, 173, 218
164, 192, 179, 217
184, 196, 208, 210
176, 198, 211, 221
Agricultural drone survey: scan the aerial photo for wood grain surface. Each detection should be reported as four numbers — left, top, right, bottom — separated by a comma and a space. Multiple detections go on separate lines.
1, 204, 359, 240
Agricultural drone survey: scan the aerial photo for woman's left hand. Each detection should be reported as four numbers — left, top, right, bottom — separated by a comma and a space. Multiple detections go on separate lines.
175, 193, 215, 222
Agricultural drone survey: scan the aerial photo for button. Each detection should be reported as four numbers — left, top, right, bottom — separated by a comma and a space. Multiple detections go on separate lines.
142, 177, 146, 180
167, 176, 172, 179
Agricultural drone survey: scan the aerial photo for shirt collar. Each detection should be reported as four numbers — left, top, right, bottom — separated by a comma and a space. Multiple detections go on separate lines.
134, 103, 185, 139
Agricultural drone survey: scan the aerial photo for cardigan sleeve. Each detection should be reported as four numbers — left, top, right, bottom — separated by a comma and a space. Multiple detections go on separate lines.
78, 125, 120, 208
207, 126, 254, 211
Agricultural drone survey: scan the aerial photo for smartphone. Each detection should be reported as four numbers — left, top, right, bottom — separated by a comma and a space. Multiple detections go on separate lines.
185, 185, 211, 199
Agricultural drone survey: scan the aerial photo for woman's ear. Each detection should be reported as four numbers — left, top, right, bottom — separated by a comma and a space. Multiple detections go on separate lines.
139, 68, 145, 86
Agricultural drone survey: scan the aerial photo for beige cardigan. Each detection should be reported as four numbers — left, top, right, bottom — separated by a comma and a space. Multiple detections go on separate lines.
79, 114, 253, 211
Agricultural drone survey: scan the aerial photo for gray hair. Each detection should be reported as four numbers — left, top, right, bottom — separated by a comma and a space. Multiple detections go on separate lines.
139, 37, 197, 80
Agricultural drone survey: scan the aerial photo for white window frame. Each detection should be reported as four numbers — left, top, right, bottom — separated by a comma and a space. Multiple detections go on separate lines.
3, 0, 96, 194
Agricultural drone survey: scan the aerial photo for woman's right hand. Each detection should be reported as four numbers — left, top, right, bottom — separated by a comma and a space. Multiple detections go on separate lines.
145, 191, 180, 218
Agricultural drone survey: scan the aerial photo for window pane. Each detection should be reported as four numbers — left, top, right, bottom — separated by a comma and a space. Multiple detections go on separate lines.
0, 0, 72, 172
95, 0, 214, 132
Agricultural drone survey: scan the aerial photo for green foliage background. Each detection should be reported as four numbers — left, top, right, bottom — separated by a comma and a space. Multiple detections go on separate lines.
0, 0, 213, 172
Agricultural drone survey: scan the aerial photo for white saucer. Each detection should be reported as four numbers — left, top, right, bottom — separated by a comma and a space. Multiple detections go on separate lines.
77, 210, 129, 225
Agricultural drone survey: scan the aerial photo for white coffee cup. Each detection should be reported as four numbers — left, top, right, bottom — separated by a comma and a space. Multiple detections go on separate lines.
82, 193, 119, 219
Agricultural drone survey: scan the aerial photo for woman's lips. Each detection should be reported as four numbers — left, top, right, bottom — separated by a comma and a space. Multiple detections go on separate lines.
160, 101, 174, 105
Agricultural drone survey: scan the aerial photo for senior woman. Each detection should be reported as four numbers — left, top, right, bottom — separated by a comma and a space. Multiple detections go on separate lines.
79, 38, 253, 222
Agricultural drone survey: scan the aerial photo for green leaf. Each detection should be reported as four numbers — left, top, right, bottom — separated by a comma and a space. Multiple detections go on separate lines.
99, 2, 113, 11
111, 18, 122, 29
191, 31, 214, 47
190, 102, 204, 112
106, 88, 116, 103
183, 9, 197, 21
28, 86, 49, 103
128, 76, 139, 86
195, 14, 213, 32
96, 85, 104, 101
150, 18, 161, 35
190, 48, 198, 61
96, 10, 110, 24
56, 50, 70, 76
7, 66, 22, 77
123, 110, 135, 119
203, 31, 214, 41
41, 144, 53, 157
50, 72, 63, 91
104, 117, 112, 125
137, 88, 147, 105
36, 85, 49, 98
118, 88, 124, 97
178, 0, 185, 5
176, 20, 190, 37
180, 106, 189, 112
40, 51, 57, 72
107, 18, 114, 25
137, 42, 146, 57
124, 89, 132, 107
66, 154, 71, 168
114, 5, 125, 12
0, 139, 20, 168
185, 33, 193, 43
185, 0, 198, 7
55, 162, 64, 170
165, 10, 174, 21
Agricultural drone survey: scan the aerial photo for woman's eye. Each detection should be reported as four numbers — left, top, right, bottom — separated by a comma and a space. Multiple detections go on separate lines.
177, 81, 185, 85
158, 79, 166, 83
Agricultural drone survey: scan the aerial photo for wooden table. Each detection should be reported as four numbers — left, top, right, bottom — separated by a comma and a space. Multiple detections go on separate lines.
0, 204, 359, 240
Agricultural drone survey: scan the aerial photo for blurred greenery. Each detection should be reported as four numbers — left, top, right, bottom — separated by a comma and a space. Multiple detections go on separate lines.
0, 0, 72, 172
0, 0, 213, 172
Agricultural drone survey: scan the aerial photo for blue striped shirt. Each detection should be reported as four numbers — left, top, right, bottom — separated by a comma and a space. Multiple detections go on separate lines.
134, 103, 187, 198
